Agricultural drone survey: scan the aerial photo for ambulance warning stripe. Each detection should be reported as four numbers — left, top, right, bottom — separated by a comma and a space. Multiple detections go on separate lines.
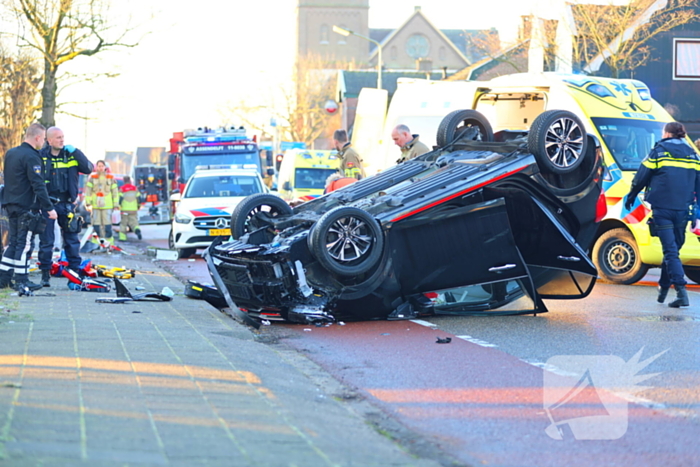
623, 204, 650, 224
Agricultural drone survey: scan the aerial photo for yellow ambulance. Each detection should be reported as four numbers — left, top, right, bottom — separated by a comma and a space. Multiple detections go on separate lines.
469, 73, 700, 284
277, 149, 339, 203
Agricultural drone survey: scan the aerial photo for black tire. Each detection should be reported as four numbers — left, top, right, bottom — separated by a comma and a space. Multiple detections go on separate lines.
170, 228, 195, 258
178, 247, 196, 259
230, 193, 293, 240
528, 110, 588, 174
436, 109, 494, 147
592, 228, 649, 284
683, 266, 700, 285
534, 135, 600, 195
308, 206, 384, 277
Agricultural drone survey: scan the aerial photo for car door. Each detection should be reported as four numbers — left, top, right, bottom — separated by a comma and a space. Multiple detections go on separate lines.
389, 197, 530, 295
510, 196, 598, 299
519, 197, 597, 276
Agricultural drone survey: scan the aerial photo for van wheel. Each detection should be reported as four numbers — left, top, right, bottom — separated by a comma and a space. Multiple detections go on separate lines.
528, 110, 588, 174
683, 266, 700, 284
592, 228, 649, 284
230, 193, 293, 240
436, 109, 494, 147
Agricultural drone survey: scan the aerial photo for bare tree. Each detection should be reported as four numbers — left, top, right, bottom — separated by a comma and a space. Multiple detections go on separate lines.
0, 48, 41, 167
222, 54, 340, 149
5, 0, 139, 127
569, 0, 699, 78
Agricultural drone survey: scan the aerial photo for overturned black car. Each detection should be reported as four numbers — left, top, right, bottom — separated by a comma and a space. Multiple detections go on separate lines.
205, 109, 607, 325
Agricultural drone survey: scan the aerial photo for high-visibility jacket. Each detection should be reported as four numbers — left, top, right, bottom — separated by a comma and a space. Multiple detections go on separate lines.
338, 143, 365, 180
85, 173, 119, 209
40, 145, 93, 203
628, 138, 700, 211
119, 183, 141, 211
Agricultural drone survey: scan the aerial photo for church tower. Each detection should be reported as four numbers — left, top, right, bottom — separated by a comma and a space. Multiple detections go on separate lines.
296, 0, 370, 65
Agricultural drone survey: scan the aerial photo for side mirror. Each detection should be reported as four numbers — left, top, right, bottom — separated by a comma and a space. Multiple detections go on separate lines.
282, 181, 291, 191
170, 192, 181, 202
177, 177, 185, 184
168, 171, 175, 180
266, 168, 275, 176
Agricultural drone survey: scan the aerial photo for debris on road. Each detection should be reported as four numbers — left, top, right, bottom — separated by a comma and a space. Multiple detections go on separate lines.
436, 337, 452, 344
95, 265, 136, 279
95, 278, 173, 304
64, 268, 111, 292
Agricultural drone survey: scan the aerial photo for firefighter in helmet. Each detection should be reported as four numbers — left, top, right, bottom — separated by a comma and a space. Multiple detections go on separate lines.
118, 175, 142, 241
84, 160, 119, 243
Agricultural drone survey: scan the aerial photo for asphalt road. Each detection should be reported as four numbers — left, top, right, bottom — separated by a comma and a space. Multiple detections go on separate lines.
139, 223, 700, 466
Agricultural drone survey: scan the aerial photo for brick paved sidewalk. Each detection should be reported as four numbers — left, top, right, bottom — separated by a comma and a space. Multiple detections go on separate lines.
0, 253, 440, 466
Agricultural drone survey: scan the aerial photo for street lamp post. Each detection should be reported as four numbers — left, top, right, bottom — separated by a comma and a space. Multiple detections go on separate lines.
333, 25, 382, 90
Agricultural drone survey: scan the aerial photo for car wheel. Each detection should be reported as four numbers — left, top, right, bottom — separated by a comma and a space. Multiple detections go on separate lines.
592, 228, 649, 284
528, 110, 588, 174
436, 109, 494, 147
683, 266, 700, 284
230, 193, 293, 240
168, 227, 176, 249
178, 247, 196, 259
309, 206, 384, 277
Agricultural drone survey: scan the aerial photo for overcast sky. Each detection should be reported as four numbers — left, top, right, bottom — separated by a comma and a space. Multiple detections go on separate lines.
55, 0, 544, 159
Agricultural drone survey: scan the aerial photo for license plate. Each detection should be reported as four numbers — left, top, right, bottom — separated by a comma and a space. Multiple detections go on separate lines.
208, 228, 231, 236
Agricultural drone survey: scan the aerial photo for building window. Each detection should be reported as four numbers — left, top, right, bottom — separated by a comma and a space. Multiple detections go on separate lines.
390, 46, 397, 60
439, 47, 446, 61
674, 38, 700, 80
405, 34, 430, 59
320, 24, 329, 45
337, 24, 347, 45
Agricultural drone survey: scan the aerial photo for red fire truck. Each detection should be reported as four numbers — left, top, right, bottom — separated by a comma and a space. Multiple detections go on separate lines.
168, 127, 263, 195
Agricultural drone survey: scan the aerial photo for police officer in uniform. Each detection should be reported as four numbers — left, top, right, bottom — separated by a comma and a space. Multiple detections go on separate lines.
38, 127, 93, 287
625, 122, 700, 307
333, 129, 365, 180
0, 123, 57, 290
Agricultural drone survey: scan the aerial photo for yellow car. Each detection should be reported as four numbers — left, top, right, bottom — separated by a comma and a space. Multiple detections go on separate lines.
471, 73, 700, 284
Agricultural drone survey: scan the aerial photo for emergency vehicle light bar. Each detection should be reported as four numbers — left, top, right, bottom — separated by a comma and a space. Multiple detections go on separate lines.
184, 126, 248, 141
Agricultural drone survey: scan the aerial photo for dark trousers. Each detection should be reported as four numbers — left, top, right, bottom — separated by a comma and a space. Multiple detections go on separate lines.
0, 206, 38, 276
39, 202, 82, 271
653, 208, 688, 289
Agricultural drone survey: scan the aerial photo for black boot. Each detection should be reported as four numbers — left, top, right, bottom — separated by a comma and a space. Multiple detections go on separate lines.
135, 228, 142, 240
668, 285, 690, 308
0, 270, 12, 289
657, 286, 670, 303
41, 270, 51, 288
13, 274, 43, 292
